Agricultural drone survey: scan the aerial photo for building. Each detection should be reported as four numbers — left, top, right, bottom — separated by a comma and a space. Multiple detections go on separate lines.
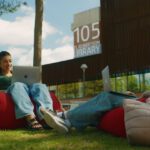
42, 7, 102, 86
72, 7, 101, 58
101, 0, 150, 74
42, 1, 150, 100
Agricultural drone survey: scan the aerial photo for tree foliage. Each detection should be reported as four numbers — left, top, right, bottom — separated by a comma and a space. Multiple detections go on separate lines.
0, 0, 23, 16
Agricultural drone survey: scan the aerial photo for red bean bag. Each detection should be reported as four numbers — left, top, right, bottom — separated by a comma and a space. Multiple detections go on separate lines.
98, 107, 126, 137
0, 92, 63, 129
97, 98, 146, 137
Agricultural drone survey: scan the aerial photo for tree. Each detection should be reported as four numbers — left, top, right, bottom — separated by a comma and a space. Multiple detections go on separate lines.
33, 0, 43, 67
0, 0, 43, 68
0, 0, 22, 16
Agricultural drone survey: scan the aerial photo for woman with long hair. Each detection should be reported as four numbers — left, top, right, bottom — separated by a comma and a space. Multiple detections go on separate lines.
0, 51, 68, 133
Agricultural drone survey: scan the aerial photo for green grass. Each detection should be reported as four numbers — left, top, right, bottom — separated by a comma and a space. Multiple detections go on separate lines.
0, 128, 149, 150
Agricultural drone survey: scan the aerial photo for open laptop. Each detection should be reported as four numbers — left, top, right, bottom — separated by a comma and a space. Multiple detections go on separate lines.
101, 65, 111, 92
12, 66, 41, 85
101, 66, 136, 98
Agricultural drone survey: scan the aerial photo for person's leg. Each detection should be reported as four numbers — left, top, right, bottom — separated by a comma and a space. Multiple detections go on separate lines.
7, 82, 42, 130
29, 83, 53, 120
7, 82, 35, 119
66, 91, 136, 130
29, 83, 69, 133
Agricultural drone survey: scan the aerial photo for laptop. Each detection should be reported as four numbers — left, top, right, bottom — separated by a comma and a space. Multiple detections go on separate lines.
12, 66, 41, 85
101, 66, 136, 98
101, 66, 111, 92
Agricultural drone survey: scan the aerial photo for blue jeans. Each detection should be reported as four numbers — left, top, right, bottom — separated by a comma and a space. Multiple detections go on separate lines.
7, 82, 53, 120
66, 91, 136, 130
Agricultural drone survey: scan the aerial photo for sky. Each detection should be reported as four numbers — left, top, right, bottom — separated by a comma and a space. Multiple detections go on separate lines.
0, 0, 100, 66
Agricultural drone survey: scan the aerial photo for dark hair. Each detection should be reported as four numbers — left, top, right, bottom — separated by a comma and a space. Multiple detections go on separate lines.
0, 51, 11, 74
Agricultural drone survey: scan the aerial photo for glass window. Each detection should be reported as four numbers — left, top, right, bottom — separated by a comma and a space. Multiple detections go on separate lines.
145, 73, 150, 90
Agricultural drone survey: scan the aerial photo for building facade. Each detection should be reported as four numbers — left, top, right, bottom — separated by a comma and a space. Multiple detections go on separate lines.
42, 1, 150, 99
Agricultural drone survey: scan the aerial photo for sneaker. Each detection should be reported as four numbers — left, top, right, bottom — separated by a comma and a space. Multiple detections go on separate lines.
41, 109, 69, 134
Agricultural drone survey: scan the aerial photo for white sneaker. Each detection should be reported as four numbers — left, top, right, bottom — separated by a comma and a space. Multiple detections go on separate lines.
42, 109, 69, 134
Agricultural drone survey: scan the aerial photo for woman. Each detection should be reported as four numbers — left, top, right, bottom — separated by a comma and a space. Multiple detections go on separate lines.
0, 51, 68, 133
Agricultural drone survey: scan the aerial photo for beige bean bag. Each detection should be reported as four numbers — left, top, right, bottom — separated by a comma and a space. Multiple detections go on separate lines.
123, 99, 150, 146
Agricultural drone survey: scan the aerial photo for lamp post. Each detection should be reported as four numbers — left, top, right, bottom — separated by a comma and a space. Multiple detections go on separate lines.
80, 64, 88, 97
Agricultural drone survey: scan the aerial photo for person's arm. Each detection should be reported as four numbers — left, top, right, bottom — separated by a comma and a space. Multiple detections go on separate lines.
124, 91, 137, 97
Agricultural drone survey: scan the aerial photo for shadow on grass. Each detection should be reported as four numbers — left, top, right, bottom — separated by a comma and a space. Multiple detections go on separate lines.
0, 128, 149, 150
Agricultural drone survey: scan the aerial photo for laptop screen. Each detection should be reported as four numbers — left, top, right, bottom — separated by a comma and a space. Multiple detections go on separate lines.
101, 66, 111, 91
12, 66, 41, 85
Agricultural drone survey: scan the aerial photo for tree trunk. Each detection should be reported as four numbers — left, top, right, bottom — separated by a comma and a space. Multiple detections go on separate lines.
33, 0, 43, 67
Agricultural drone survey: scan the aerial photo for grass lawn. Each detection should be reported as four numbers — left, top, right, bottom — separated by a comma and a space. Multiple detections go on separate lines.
0, 128, 149, 150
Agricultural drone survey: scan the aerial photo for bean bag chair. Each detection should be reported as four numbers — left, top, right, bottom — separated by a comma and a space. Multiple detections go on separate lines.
0, 91, 63, 129
123, 99, 150, 146
97, 98, 146, 138
98, 107, 126, 137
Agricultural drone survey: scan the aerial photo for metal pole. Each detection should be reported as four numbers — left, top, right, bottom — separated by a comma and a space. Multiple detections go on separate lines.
126, 73, 129, 91
83, 69, 85, 97
80, 64, 88, 98
115, 74, 117, 91
83, 69, 85, 82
